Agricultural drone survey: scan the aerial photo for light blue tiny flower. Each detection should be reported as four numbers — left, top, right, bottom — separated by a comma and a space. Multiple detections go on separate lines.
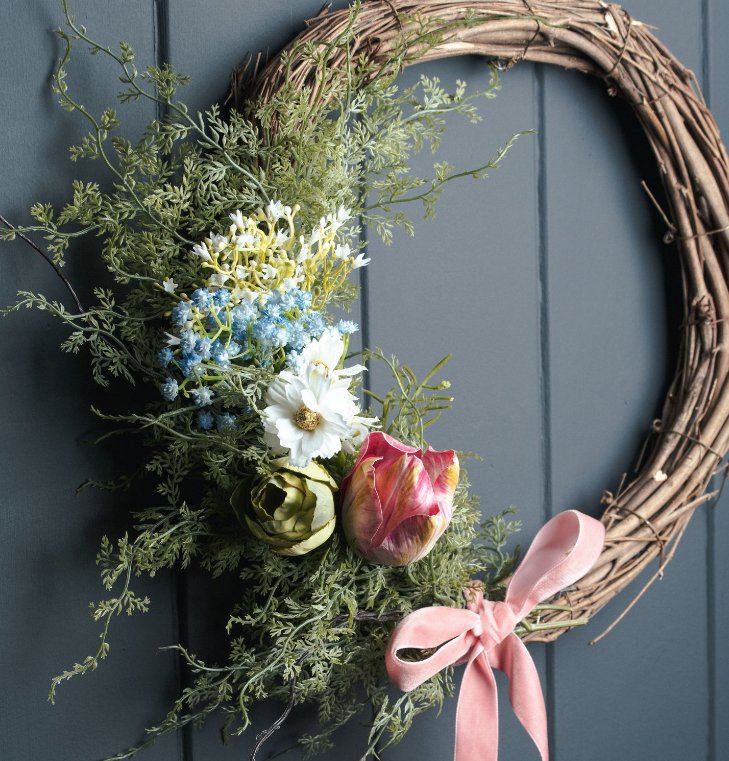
191, 288, 212, 309
337, 320, 359, 335
191, 387, 214, 407
295, 290, 313, 309
216, 413, 236, 432
227, 340, 242, 357
264, 302, 283, 321
194, 336, 212, 360
232, 303, 257, 324
285, 350, 304, 371
304, 311, 325, 337
171, 301, 192, 326
196, 410, 215, 430
209, 341, 230, 368
157, 347, 174, 367
278, 291, 297, 311
160, 377, 179, 401
179, 356, 203, 379
213, 289, 231, 307
286, 321, 309, 351
179, 329, 196, 354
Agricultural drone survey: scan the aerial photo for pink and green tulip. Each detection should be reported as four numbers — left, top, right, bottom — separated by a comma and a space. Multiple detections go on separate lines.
341, 432, 459, 566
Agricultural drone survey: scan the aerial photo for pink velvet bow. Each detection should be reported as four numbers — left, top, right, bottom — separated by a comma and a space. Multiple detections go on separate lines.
385, 510, 605, 761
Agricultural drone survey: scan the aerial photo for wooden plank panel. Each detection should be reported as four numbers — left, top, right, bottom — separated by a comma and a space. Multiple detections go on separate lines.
0, 2, 180, 760
707, 2, 729, 757
363, 58, 546, 760
544, 1, 710, 759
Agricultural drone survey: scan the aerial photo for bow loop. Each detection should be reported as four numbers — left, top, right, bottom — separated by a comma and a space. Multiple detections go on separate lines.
385, 510, 605, 761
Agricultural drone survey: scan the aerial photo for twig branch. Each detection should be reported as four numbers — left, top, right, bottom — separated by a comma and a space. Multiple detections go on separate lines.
0, 215, 84, 312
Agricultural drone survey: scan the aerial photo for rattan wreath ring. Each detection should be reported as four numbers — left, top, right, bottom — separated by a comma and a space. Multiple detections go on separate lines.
236, 0, 729, 643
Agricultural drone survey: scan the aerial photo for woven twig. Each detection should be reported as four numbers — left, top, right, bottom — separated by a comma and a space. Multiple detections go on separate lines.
239, 0, 729, 643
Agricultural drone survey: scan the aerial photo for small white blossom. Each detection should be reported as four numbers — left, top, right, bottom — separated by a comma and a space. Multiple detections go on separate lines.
165, 332, 181, 346
261, 263, 278, 281
296, 239, 312, 263
235, 232, 256, 249
208, 273, 230, 287
192, 242, 212, 262
334, 243, 351, 260
309, 226, 323, 246
653, 470, 668, 482
266, 200, 286, 220
229, 210, 246, 230
342, 414, 378, 454
352, 253, 371, 268
275, 230, 290, 247
232, 287, 257, 303
162, 277, 178, 293
211, 233, 228, 253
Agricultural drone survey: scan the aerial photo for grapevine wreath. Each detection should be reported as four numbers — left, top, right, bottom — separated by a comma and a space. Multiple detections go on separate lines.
2, 0, 729, 760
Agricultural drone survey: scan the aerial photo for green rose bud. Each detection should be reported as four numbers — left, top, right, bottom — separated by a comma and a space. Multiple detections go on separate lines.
231, 458, 337, 556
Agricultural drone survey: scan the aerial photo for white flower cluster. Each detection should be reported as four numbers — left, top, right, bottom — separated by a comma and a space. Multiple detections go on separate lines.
187, 202, 367, 298
262, 331, 375, 467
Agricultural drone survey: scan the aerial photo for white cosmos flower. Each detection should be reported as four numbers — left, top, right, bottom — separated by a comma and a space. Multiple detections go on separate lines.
301, 330, 366, 378
263, 366, 358, 467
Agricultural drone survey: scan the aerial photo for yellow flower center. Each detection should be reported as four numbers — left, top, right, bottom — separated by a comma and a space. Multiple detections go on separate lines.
294, 405, 321, 431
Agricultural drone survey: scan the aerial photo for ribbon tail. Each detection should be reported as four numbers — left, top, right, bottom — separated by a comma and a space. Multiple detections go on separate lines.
495, 634, 549, 761
454, 653, 499, 761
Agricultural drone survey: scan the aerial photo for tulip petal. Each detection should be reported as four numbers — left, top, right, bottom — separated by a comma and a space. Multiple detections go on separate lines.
341, 457, 383, 556
374, 511, 450, 566
421, 448, 460, 521
370, 453, 438, 547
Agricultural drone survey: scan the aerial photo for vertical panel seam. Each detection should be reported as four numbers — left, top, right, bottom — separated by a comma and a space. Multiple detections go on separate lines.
701, 1, 716, 757
153, 2, 190, 760
535, 63, 556, 761
359, 217, 371, 391
536, 65, 556, 760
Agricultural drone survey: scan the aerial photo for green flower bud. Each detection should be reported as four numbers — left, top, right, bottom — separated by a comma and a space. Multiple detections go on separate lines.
231, 458, 337, 556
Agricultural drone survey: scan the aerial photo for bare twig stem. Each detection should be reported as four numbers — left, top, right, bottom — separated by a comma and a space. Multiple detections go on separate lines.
0, 215, 84, 312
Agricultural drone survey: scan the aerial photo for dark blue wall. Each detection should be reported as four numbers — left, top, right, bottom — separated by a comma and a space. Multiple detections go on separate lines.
1, 1, 726, 759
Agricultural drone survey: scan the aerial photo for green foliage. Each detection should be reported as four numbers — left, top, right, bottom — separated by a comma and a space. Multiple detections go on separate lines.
0, 1, 532, 758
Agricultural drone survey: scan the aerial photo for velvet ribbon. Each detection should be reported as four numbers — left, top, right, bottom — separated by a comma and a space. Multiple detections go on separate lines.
385, 510, 605, 761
